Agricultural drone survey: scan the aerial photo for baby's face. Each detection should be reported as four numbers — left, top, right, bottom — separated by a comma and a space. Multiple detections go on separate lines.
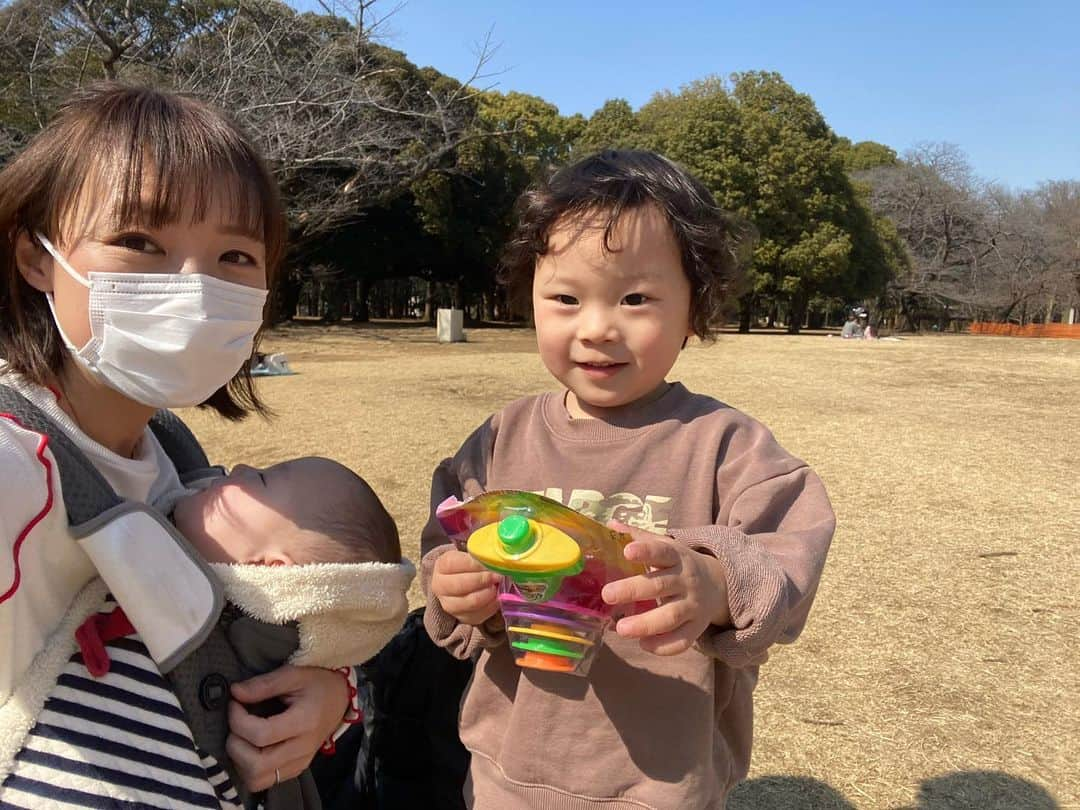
173, 459, 323, 564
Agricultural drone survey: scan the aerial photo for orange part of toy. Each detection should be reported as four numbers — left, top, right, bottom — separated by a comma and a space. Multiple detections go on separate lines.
516, 651, 577, 672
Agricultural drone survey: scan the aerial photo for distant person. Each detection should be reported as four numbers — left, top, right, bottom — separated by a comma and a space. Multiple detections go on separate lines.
841, 311, 863, 338
422, 149, 836, 808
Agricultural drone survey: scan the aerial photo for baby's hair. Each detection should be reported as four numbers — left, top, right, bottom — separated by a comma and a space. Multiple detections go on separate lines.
500, 149, 748, 340
301, 462, 401, 566
0, 82, 286, 419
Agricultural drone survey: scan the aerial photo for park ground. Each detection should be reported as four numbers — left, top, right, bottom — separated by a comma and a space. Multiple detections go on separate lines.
180, 325, 1079, 810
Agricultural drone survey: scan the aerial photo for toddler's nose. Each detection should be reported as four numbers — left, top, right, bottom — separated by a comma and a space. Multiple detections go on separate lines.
577, 307, 618, 343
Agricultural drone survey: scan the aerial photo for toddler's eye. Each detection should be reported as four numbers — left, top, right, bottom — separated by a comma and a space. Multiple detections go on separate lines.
554, 294, 579, 306
222, 250, 257, 265
623, 293, 648, 306
113, 234, 162, 254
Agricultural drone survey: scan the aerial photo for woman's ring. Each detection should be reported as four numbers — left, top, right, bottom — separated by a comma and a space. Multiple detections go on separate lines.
274, 767, 281, 786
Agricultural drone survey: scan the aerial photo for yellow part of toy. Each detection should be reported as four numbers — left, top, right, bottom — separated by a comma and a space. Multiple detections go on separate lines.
508, 625, 596, 646
466, 516, 583, 575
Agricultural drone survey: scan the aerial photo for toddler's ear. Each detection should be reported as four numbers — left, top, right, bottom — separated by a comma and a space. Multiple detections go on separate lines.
14, 231, 54, 292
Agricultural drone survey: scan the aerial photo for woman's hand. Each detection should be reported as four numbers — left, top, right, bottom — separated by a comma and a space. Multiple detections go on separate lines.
226, 664, 349, 792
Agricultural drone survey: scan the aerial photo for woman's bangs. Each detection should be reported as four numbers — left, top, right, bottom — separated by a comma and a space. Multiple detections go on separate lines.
103, 140, 270, 241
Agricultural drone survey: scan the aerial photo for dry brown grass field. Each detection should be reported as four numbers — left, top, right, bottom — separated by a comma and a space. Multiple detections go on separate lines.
179, 324, 1079, 810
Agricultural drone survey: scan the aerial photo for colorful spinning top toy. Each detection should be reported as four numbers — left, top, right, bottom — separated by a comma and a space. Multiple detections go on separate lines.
436, 491, 647, 676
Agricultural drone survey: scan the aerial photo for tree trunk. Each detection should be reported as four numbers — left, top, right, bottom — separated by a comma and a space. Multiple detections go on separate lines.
272, 271, 303, 324
354, 277, 371, 322
1044, 295, 1055, 324
422, 280, 434, 323
738, 295, 753, 333
786, 294, 807, 334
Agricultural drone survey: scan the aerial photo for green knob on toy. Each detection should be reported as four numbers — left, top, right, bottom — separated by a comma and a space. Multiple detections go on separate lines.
497, 515, 535, 554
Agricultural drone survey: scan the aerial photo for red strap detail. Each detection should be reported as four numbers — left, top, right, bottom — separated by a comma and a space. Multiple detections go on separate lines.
0, 414, 55, 604
75, 607, 135, 677
320, 667, 363, 755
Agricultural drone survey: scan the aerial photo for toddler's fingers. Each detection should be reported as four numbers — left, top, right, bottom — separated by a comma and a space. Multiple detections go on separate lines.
435, 549, 490, 574
437, 569, 501, 597
614, 600, 691, 640
440, 584, 498, 615
637, 622, 700, 657
621, 536, 682, 569
601, 571, 682, 606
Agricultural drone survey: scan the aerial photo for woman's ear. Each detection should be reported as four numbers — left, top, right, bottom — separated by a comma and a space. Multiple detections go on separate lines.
14, 231, 54, 293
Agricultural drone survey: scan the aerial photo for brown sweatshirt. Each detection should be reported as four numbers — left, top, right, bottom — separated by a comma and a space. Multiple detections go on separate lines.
421, 383, 835, 810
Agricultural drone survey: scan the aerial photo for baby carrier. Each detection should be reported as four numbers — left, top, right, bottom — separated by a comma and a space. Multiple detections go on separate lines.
0, 384, 320, 809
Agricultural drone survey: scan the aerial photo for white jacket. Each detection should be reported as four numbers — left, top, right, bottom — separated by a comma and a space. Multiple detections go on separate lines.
0, 372, 230, 806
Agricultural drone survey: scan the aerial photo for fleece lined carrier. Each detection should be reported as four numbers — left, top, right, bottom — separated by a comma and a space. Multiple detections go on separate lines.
0, 384, 320, 810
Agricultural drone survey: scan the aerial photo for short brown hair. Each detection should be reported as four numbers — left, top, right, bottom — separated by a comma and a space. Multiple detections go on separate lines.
500, 149, 747, 340
0, 83, 286, 419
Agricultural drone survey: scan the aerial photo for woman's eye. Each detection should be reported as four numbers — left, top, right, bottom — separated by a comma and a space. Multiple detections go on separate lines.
114, 234, 161, 253
554, 294, 578, 306
623, 293, 648, 306
221, 250, 257, 265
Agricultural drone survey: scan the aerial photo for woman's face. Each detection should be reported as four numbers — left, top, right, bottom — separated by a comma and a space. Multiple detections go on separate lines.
24, 192, 267, 350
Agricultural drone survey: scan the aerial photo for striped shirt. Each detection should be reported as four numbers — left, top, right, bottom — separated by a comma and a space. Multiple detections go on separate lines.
0, 599, 241, 809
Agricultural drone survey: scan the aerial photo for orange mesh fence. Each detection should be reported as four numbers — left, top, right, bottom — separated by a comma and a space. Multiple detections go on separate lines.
969, 322, 1080, 339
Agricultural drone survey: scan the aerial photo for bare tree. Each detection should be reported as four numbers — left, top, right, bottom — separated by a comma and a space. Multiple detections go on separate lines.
0, 0, 498, 251
858, 143, 1077, 326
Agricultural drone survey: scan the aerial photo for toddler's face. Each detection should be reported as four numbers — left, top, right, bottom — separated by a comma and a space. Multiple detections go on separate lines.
531, 204, 692, 419
173, 459, 315, 565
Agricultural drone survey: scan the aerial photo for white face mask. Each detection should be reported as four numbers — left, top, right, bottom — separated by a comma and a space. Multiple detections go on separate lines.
37, 233, 268, 409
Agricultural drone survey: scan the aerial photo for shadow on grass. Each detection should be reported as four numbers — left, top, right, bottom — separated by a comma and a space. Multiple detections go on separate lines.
728, 771, 1059, 809
728, 776, 855, 809
902, 771, 1059, 810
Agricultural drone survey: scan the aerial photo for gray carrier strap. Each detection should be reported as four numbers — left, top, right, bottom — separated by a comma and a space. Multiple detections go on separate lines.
149, 408, 223, 485
0, 383, 225, 673
0, 384, 218, 518
167, 606, 321, 810
0, 384, 121, 524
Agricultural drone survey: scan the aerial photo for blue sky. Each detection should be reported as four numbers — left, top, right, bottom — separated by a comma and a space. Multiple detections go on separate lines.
290, 1, 1078, 190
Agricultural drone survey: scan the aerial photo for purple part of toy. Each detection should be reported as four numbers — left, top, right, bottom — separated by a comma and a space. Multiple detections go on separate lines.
499, 592, 611, 619
499, 608, 595, 629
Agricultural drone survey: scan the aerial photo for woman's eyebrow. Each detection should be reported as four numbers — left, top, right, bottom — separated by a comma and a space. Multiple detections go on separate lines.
218, 224, 262, 239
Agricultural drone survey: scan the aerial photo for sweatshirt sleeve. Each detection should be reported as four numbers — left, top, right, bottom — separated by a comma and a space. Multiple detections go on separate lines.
420, 416, 507, 660
667, 422, 835, 669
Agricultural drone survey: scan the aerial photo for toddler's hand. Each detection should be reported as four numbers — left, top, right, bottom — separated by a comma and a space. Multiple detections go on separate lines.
601, 522, 731, 656
431, 548, 502, 626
